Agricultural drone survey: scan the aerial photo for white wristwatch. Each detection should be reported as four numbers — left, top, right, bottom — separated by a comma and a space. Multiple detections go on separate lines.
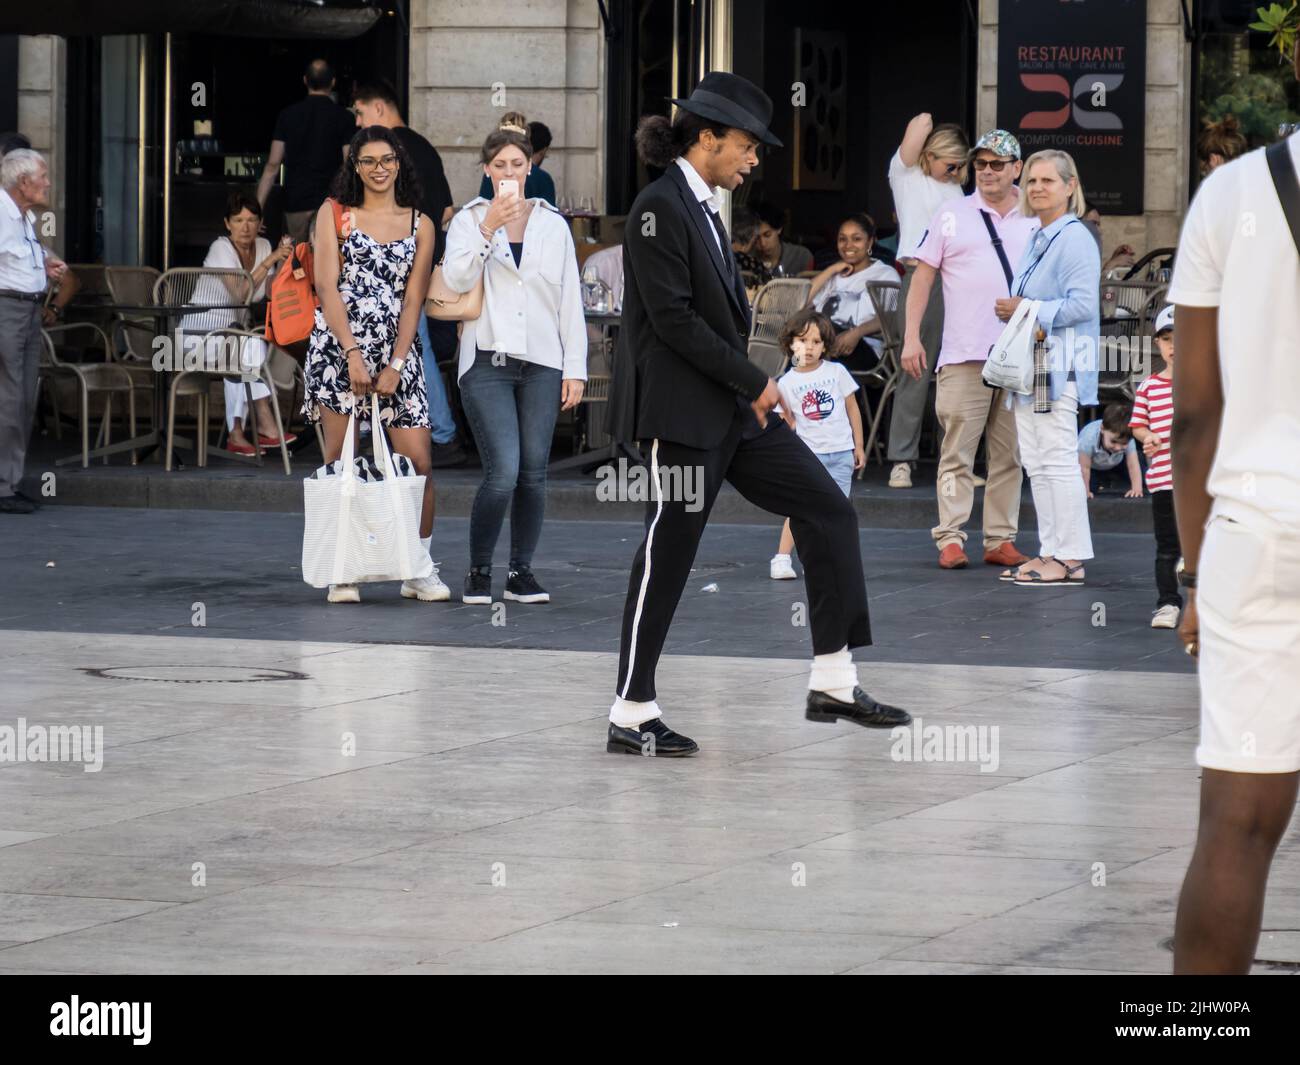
388, 356, 406, 374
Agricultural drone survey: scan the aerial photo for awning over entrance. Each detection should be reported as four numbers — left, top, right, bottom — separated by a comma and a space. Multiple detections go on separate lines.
0, 0, 384, 39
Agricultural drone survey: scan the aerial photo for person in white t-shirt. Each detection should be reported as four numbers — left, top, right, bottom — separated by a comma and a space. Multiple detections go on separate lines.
1168, 37, 1300, 972
179, 193, 295, 455
883, 113, 968, 489
807, 212, 900, 373
769, 308, 864, 580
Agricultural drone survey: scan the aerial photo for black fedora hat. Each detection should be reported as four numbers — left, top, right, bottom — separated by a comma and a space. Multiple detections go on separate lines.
671, 71, 783, 149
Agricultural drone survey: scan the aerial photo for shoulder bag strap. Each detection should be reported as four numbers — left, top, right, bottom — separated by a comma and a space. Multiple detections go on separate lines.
1266, 140, 1300, 257
979, 210, 1014, 294
1015, 219, 1081, 297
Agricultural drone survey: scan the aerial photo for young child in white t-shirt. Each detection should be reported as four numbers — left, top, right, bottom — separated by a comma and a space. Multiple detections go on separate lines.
770, 308, 865, 580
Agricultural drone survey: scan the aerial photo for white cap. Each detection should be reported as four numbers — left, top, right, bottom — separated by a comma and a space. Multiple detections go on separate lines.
1154, 305, 1174, 334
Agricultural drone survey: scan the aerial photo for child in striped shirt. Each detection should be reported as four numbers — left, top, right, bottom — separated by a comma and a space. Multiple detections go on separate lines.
1130, 306, 1180, 629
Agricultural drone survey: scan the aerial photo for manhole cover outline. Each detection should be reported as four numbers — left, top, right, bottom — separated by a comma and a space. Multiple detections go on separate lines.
81, 665, 309, 684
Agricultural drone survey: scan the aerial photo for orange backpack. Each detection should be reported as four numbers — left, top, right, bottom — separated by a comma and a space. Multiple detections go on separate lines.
265, 199, 351, 346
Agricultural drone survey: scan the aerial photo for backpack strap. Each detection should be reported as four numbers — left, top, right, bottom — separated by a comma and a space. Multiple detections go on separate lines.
328, 198, 351, 246
1266, 139, 1300, 257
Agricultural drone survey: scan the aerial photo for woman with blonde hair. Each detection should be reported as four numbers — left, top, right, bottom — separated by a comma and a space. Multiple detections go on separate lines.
442, 112, 587, 606
993, 148, 1100, 587
884, 113, 969, 488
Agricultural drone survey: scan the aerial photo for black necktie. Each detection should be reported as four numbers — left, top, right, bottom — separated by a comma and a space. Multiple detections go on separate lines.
702, 201, 734, 277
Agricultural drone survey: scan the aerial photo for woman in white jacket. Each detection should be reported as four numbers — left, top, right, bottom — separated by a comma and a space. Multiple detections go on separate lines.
442, 112, 587, 606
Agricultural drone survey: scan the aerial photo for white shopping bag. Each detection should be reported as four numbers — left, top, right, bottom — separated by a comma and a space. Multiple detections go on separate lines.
981, 298, 1041, 395
301, 394, 432, 588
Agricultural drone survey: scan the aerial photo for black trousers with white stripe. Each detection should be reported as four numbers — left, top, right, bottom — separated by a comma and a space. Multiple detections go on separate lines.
615, 413, 872, 703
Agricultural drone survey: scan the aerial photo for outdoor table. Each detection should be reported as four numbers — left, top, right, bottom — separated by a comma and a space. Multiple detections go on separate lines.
80, 299, 253, 466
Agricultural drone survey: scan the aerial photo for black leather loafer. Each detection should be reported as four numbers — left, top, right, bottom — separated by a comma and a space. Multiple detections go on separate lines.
606, 717, 699, 757
806, 687, 912, 729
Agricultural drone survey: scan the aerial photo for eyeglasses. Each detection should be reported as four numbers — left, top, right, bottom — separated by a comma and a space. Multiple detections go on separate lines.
357, 154, 398, 171
972, 158, 1013, 172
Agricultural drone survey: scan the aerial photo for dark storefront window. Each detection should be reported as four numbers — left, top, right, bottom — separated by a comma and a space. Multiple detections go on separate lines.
1195, 1, 1300, 184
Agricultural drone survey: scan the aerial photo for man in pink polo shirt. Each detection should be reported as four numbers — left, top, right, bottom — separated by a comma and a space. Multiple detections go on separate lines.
901, 129, 1041, 569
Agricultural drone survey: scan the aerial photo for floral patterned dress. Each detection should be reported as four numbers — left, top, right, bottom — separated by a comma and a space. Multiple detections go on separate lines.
303, 210, 429, 428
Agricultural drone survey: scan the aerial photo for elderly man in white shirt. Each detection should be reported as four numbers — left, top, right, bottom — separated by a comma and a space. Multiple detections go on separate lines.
0, 149, 64, 514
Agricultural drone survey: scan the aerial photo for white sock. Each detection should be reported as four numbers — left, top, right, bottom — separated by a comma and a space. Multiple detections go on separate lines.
420, 536, 432, 557
809, 645, 857, 702
609, 697, 662, 729
772, 552, 790, 561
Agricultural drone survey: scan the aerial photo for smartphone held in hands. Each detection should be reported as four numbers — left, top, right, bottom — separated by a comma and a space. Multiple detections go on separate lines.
498, 179, 520, 200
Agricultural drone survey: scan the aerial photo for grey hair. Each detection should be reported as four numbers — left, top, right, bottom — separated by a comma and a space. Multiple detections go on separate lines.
1019, 149, 1086, 217
0, 149, 47, 191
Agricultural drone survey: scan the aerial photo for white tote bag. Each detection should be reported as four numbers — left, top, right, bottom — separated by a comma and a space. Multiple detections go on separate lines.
301, 394, 432, 588
981, 298, 1041, 395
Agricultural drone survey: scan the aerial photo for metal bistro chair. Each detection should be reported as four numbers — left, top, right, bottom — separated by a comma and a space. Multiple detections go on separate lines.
1098, 278, 1167, 404
849, 279, 903, 475
177, 327, 293, 474
747, 277, 811, 377
104, 265, 162, 425
264, 344, 325, 457
576, 329, 614, 453
39, 324, 137, 468
153, 267, 264, 470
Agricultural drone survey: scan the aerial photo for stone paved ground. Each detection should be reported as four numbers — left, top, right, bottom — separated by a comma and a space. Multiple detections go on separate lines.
2, 507, 1295, 975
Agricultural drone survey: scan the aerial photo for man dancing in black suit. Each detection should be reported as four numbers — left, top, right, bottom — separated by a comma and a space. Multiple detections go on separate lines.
607, 72, 912, 756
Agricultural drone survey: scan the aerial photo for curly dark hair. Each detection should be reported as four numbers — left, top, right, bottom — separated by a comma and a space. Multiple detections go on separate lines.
635, 112, 734, 169
328, 125, 422, 209
778, 307, 836, 357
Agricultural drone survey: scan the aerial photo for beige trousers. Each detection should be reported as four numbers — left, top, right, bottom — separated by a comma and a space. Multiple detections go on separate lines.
931, 360, 1022, 551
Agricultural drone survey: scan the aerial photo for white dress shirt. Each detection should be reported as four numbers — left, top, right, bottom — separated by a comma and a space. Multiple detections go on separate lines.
443, 197, 587, 382
0, 188, 47, 293
674, 157, 725, 256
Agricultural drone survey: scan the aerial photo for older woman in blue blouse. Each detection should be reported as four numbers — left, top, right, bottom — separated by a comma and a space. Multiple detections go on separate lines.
993, 149, 1100, 586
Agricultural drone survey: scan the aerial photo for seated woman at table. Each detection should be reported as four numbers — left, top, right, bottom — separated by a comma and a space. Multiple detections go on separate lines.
807, 212, 900, 373
442, 112, 587, 607
181, 192, 294, 455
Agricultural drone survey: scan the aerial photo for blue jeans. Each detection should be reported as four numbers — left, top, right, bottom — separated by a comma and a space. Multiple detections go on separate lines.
416, 314, 458, 445
460, 350, 562, 568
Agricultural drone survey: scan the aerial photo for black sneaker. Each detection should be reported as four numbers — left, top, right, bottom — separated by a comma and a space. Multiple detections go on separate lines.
504, 566, 550, 604
463, 566, 492, 605
429, 439, 468, 468
14, 490, 41, 509
0, 495, 36, 514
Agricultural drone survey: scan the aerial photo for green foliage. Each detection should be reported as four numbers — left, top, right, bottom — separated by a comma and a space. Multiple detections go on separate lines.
1204, 73, 1296, 140
1250, 2, 1300, 60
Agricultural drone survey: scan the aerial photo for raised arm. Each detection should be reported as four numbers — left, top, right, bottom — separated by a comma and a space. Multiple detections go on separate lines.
898, 113, 934, 168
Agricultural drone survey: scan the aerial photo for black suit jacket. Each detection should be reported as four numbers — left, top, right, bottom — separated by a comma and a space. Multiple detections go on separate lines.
615, 162, 769, 450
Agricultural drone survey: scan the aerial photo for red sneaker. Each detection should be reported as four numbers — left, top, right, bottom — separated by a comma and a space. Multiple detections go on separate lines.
983, 542, 1029, 567
938, 544, 969, 569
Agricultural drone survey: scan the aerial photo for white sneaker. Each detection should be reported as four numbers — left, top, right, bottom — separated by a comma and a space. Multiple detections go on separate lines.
770, 554, 797, 580
888, 462, 912, 489
1151, 604, 1180, 629
401, 565, 452, 602
327, 583, 361, 604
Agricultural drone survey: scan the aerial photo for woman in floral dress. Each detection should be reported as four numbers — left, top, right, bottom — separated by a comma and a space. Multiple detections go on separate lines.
304, 125, 448, 604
